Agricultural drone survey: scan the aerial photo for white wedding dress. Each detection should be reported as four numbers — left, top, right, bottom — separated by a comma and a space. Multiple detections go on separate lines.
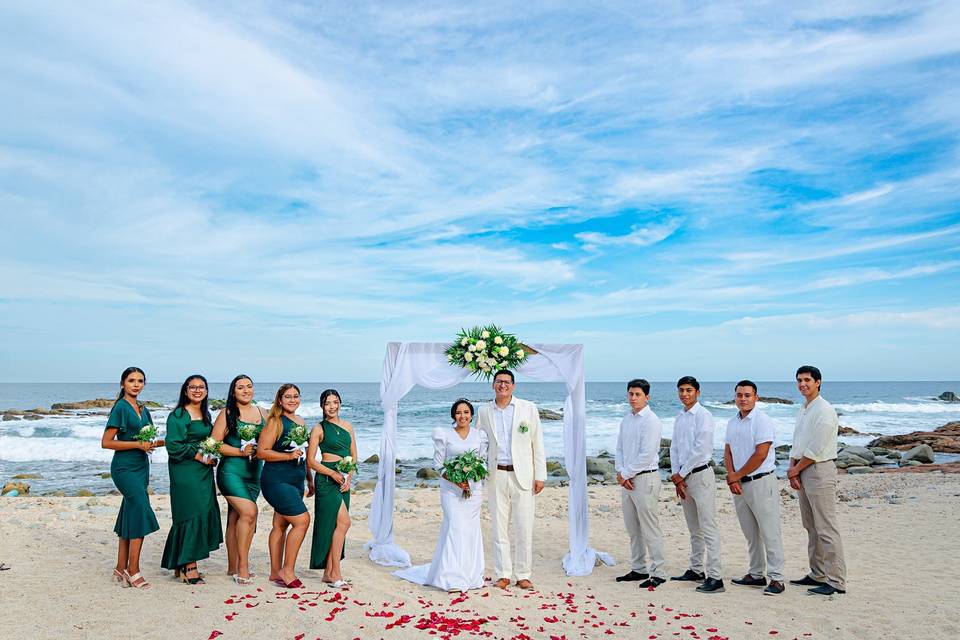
394, 426, 488, 591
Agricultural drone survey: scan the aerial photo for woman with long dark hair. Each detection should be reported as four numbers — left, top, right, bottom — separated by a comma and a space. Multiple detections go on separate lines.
100, 367, 162, 589
307, 389, 357, 587
160, 374, 223, 584
211, 374, 266, 584
258, 383, 312, 588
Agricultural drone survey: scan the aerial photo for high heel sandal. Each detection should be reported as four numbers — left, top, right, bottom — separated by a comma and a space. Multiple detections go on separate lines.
179, 563, 205, 585
112, 568, 125, 584
232, 573, 255, 586
122, 570, 152, 589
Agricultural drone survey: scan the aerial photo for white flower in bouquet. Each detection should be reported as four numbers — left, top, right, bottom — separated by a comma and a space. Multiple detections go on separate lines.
460, 337, 468, 346
494, 335, 503, 345
464, 351, 474, 362
480, 362, 491, 371
475, 339, 486, 350
499, 346, 510, 356
481, 330, 490, 339
515, 349, 524, 358
468, 343, 477, 352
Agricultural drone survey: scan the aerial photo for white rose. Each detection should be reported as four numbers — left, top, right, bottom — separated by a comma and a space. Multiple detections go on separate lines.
499, 346, 509, 356
460, 337, 468, 346
494, 336, 503, 345
481, 330, 490, 339
464, 351, 474, 362
343, 456, 352, 464
515, 349, 524, 358
480, 362, 490, 370
468, 344, 476, 352
476, 340, 486, 350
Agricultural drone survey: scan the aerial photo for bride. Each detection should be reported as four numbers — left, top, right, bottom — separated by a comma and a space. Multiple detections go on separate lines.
394, 399, 488, 591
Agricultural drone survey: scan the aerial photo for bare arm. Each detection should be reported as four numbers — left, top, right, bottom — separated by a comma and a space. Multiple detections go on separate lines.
101, 428, 154, 453
256, 419, 300, 462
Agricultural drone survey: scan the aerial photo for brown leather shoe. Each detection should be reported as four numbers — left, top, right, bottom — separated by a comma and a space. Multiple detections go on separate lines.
494, 578, 511, 590
515, 579, 534, 590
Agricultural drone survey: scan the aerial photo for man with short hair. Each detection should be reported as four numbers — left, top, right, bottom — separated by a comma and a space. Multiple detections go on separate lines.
787, 365, 847, 596
724, 380, 786, 596
614, 379, 667, 589
670, 376, 724, 593
477, 369, 547, 591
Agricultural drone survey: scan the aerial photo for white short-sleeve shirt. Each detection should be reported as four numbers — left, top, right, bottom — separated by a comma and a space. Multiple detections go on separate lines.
724, 408, 776, 475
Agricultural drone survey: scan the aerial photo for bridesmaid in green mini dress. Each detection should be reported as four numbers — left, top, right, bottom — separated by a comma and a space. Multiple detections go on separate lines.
258, 383, 313, 588
307, 389, 357, 587
160, 374, 223, 584
100, 366, 162, 590
212, 374, 266, 585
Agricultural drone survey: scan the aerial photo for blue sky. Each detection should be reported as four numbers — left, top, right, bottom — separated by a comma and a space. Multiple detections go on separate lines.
1, 1, 959, 382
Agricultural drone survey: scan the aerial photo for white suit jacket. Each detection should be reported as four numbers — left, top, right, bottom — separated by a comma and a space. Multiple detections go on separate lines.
477, 397, 547, 491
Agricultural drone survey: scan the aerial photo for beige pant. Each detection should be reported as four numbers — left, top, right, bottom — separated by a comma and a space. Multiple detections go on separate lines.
733, 473, 786, 581
680, 468, 722, 579
621, 472, 666, 578
490, 470, 534, 581
798, 461, 846, 589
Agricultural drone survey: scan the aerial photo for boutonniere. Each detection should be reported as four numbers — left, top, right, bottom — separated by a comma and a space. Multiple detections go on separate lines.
518, 421, 530, 434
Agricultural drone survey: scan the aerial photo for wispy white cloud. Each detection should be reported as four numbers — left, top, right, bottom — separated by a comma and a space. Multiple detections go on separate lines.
576, 219, 682, 250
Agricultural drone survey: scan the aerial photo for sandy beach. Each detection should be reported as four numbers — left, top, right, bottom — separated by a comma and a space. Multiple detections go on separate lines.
2, 474, 959, 640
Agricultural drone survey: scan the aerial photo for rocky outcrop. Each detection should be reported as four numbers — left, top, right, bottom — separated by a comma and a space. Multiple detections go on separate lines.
936, 391, 959, 403
722, 396, 794, 405
901, 444, 935, 464
363, 454, 380, 464
416, 467, 439, 479
867, 422, 960, 453
209, 399, 226, 411
876, 461, 960, 474
2, 482, 29, 496
51, 399, 116, 410
539, 407, 563, 420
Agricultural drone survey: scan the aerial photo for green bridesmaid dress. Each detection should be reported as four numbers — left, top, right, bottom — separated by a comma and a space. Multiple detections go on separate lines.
309, 420, 352, 569
260, 416, 308, 516
106, 400, 160, 540
216, 414, 264, 501
160, 409, 223, 570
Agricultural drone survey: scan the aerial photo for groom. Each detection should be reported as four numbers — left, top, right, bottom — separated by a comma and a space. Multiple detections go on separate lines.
478, 369, 547, 590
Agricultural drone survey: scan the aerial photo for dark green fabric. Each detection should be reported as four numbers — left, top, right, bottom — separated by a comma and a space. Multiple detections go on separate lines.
260, 416, 307, 516
216, 415, 264, 501
310, 420, 352, 569
106, 401, 159, 540
160, 409, 222, 569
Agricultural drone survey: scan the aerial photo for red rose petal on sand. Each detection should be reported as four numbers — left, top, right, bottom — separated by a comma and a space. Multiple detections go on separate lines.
208, 632, 223, 640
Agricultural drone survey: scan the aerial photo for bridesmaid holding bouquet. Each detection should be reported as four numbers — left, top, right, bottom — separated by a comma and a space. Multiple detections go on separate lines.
307, 389, 357, 588
258, 383, 312, 588
160, 374, 223, 584
100, 366, 162, 590
212, 374, 266, 585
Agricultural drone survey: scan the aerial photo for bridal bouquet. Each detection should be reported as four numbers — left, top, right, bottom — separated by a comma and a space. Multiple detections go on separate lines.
135, 424, 158, 443
445, 325, 529, 380
198, 437, 223, 464
442, 450, 488, 499
237, 422, 261, 460
335, 456, 358, 475
282, 424, 310, 464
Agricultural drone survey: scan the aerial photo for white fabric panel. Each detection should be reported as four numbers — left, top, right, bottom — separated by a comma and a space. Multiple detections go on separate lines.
366, 342, 613, 575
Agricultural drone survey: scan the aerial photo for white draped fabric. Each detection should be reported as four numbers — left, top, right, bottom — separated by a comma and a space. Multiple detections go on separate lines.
365, 342, 614, 575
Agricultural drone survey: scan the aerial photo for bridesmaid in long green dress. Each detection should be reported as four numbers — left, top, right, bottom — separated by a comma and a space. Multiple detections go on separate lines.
258, 383, 312, 588
307, 389, 357, 587
100, 367, 163, 590
160, 374, 223, 584
212, 374, 266, 585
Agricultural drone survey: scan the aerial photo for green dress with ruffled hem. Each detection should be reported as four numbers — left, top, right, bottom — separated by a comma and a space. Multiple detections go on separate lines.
309, 420, 352, 569
160, 409, 223, 569
106, 401, 160, 540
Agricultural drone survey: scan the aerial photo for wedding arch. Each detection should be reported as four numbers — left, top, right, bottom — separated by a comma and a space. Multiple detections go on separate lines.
364, 341, 613, 576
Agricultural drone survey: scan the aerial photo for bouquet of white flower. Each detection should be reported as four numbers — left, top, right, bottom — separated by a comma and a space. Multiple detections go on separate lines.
237, 422, 261, 460
282, 424, 310, 464
442, 450, 488, 499
135, 424, 158, 443
445, 325, 531, 380
198, 437, 223, 464
335, 455, 358, 475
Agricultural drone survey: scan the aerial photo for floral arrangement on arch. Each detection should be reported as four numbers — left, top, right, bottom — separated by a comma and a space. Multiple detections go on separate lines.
445, 325, 531, 380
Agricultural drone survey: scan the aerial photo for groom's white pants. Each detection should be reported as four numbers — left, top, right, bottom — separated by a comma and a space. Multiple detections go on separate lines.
490, 470, 534, 581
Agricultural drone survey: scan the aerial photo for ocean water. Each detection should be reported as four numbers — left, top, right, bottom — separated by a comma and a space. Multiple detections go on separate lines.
1, 381, 958, 495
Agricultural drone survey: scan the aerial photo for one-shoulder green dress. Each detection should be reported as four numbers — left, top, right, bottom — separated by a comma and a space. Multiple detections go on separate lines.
216, 414, 265, 501
106, 400, 160, 540
309, 420, 352, 569
260, 416, 308, 516
160, 409, 223, 569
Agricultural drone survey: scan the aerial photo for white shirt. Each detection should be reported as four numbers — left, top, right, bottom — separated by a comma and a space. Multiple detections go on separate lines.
789, 395, 839, 462
615, 406, 662, 479
724, 408, 776, 475
670, 402, 714, 477
494, 399, 516, 466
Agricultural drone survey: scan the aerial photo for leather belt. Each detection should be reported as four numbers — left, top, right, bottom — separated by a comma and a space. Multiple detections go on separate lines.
636, 468, 657, 475
740, 470, 774, 483
689, 464, 710, 475
497, 464, 515, 472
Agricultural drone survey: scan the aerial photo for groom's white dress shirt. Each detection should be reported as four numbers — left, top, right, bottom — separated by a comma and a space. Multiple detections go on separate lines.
494, 401, 516, 466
